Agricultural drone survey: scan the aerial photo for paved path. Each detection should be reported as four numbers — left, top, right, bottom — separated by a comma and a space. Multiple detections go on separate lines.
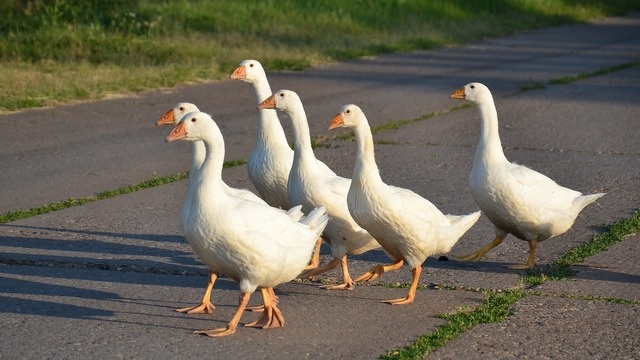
1, 13, 638, 359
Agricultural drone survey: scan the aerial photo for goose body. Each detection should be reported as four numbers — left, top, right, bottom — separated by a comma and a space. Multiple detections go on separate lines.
166, 111, 328, 336
157, 103, 303, 315
230, 60, 326, 267
329, 104, 480, 304
450, 82, 605, 269
157, 102, 217, 314
259, 90, 381, 290
230, 59, 293, 209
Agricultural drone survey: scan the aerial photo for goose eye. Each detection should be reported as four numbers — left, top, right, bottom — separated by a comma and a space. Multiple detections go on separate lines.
279, 93, 285, 98
179, 107, 184, 111
191, 117, 197, 122
249, 63, 254, 67
470, 84, 475, 89
346, 109, 351, 114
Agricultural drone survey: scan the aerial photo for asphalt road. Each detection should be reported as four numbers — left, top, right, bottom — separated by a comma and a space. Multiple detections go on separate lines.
0, 12, 638, 359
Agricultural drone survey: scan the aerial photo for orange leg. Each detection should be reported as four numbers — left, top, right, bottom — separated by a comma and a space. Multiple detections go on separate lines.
304, 237, 323, 270
506, 239, 537, 270
355, 259, 404, 282
320, 255, 356, 290
246, 287, 279, 312
456, 235, 504, 262
195, 292, 250, 337
245, 288, 285, 329
299, 255, 355, 290
383, 266, 421, 305
299, 257, 340, 279
177, 271, 217, 314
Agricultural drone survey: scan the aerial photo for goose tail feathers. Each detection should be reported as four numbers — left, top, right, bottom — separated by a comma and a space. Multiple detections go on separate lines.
300, 206, 329, 238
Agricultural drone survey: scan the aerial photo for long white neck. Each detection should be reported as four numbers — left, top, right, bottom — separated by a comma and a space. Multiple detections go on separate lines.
474, 96, 508, 167
352, 121, 383, 188
250, 77, 290, 149
194, 133, 226, 197
189, 141, 205, 186
286, 102, 318, 173
181, 140, 206, 229
252, 75, 273, 104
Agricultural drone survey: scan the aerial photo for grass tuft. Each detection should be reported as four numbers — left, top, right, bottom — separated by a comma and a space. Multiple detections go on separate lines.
556, 210, 640, 267
0, 173, 188, 224
378, 211, 640, 359
0, 157, 250, 223
521, 83, 547, 91
381, 290, 527, 359
2, 1, 640, 112
223, 159, 247, 168
521, 266, 577, 287
549, 62, 640, 85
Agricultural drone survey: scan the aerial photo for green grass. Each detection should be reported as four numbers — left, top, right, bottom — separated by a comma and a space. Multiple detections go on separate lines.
223, 159, 248, 168
379, 210, 640, 358
335, 103, 472, 141
521, 61, 640, 91
549, 61, 640, 85
1, 4, 638, 352
0, 173, 187, 224
382, 290, 527, 359
520, 82, 547, 91
0, 158, 247, 224
554, 292, 640, 305
519, 211, 640, 286
556, 210, 640, 267
521, 265, 577, 287
1, 0, 639, 112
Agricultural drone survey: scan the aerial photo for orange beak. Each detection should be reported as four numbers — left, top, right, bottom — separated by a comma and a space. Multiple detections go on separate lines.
230, 65, 247, 80
166, 122, 187, 142
450, 87, 466, 99
156, 109, 176, 126
328, 113, 344, 130
258, 95, 276, 110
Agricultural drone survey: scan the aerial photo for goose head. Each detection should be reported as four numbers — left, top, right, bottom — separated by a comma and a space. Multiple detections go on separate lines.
156, 102, 200, 126
166, 111, 220, 144
328, 104, 366, 130
229, 59, 266, 84
450, 82, 492, 104
257, 89, 300, 113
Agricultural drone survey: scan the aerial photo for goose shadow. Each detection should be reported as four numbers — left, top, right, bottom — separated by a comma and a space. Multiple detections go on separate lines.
0, 223, 209, 278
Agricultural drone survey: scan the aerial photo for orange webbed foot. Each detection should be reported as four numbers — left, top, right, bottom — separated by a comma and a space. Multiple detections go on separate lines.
381, 266, 420, 305
245, 288, 285, 329
382, 296, 415, 305
320, 281, 355, 290
355, 260, 404, 283
176, 301, 214, 314
194, 326, 236, 337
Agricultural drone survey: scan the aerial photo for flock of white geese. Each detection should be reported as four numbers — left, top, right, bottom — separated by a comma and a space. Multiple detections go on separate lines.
155, 59, 605, 337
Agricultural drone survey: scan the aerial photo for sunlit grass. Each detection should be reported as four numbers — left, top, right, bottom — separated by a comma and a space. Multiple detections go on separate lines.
0, 173, 187, 224
1, 0, 638, 112
556, 210, 640, 266
382, 290, 527, 359
0, 157, 246, 224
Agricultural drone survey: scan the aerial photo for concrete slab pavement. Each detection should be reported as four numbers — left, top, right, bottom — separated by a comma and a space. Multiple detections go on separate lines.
0, 12, 639, 360
1, 12, 638, 214
1, 265, 486, 358
430, 296, 640, 359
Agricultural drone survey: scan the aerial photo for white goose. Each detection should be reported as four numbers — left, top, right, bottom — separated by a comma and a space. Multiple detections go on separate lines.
157, 103, 303, 314
230, 59, 329, 268
166, 111, 328, 336
329, 104, 481, 304
229, 59, 293, 209
450, 82, 605, 269
157, 102, 216, 314
259, 90, 382, 290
